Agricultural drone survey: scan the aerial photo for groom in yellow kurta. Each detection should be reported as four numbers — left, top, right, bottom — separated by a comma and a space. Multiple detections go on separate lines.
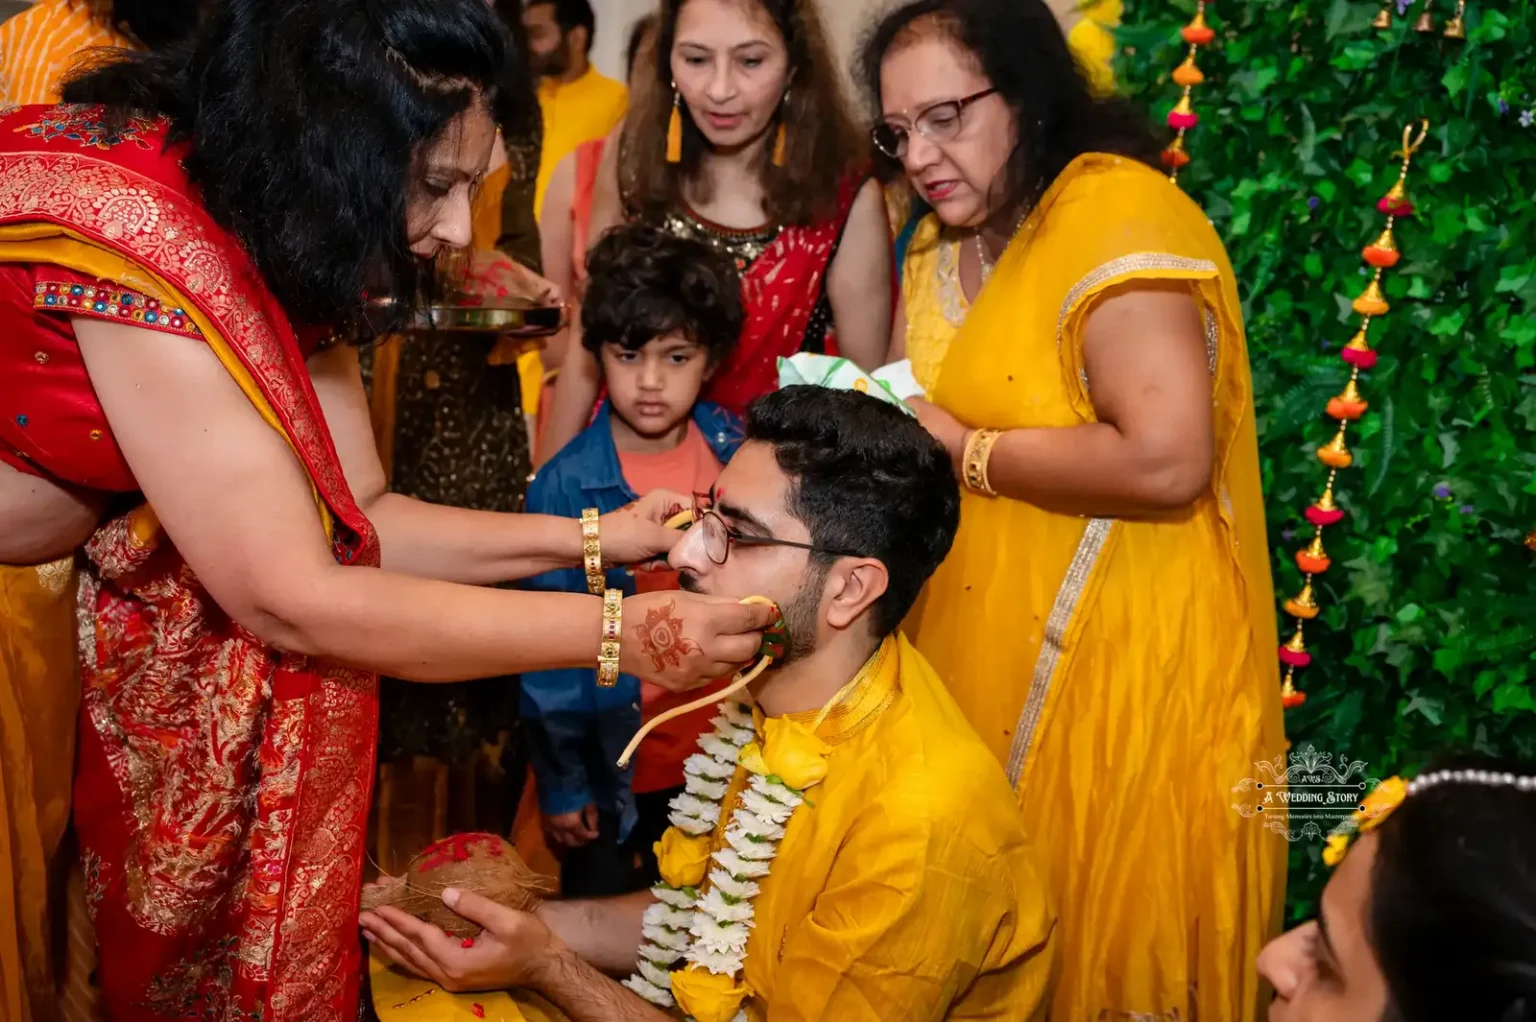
361, 387, 1056, 1020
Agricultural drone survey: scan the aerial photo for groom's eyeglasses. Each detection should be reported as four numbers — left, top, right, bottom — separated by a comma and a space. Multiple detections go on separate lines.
689, 493, 863, 566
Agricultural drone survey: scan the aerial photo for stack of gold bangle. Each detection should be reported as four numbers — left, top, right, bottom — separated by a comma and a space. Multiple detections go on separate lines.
962, 429, 1003, 497
598, 588, 623, 688
581, 507, 603, 596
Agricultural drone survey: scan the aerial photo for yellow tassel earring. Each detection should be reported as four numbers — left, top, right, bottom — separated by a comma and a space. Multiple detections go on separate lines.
666, 85, 683, 163
771, 91, 788, 167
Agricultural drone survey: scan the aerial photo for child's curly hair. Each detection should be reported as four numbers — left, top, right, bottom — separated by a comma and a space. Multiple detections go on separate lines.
581, 224, 743, 365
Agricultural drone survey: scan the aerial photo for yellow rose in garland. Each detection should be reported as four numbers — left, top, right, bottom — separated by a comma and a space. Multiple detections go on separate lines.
670, 966, 751, 1022
654, 827, 712, 889
737, 741, 771, 777
761, 718, 830, 791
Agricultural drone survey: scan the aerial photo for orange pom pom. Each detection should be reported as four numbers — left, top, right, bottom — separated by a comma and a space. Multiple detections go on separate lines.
1327, 397, 1368, 420
1352, 279, 1389, 316
1296, 552, 1331, 574
1161, 146, 1192, 168
1172, 57, 1205, 87
1362, 245, 1400, 268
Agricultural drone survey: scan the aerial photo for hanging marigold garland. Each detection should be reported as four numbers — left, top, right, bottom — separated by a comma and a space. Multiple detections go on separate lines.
1278, 120, 1430, 709
1160, 1, 1215, 182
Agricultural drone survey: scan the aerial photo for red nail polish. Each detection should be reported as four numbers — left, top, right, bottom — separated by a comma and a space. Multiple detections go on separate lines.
460, 937, 475, 948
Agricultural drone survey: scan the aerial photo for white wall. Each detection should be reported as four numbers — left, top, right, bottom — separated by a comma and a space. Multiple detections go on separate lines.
587, 0, 894, 104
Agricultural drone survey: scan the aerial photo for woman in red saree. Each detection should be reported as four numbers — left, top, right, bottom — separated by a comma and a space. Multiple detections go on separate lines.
0, 3, 775, 1021
536, 0, 894, 461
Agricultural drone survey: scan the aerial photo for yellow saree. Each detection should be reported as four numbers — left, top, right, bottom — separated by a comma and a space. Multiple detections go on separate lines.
907, 154, 1286, 1022
0, 558, 78, 1022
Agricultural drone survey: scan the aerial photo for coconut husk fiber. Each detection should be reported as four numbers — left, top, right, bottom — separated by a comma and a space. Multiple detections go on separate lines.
361, 832, 552, 938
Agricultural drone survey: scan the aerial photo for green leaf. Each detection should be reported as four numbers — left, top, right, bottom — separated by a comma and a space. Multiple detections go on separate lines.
1496, 266, 1532, 294
1440, 432, 1460, 469
1493, 683, 1536, 714
1403, 694, 1445, 726
1443, 62, 1469, 98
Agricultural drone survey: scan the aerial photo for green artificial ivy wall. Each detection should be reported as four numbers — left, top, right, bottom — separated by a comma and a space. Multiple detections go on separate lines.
1115, 0, 1536, 920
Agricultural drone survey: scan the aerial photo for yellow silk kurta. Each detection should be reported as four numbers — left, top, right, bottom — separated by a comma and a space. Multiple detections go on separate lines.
906, 154, 1286, 1022
373, 635, 1055, 1021
735, 635, 1054, 1020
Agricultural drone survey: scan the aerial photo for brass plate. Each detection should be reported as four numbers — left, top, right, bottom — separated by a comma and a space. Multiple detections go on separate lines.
367, 297, 566, 338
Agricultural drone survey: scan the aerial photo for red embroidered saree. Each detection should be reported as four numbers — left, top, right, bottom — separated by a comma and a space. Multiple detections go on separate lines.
660, 176, 863, 416
0, 104, 379, 1022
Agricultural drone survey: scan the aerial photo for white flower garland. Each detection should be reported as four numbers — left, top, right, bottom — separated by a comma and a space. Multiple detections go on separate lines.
621, 700, 807, 1020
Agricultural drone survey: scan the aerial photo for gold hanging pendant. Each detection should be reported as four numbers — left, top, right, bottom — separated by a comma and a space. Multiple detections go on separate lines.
1413, 0, 1436, 32
1372, 3, 1393, 28
1442, 0, 1467, 38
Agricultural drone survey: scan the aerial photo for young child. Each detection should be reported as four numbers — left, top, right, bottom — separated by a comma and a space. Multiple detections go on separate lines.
520, 223, 743, 898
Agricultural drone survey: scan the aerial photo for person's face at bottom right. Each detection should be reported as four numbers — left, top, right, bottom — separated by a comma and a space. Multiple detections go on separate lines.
671, 441, 824, 662
1257, 832, 1391, 1022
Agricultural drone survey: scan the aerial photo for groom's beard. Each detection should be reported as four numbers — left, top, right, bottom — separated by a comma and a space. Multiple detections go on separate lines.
679, 563, 824, 666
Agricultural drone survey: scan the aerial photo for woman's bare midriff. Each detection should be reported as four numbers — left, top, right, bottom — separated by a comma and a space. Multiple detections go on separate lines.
0, 459, 105, 565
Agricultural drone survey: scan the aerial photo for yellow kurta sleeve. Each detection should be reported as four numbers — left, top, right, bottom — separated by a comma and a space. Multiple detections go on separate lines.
765, 785, 1054, 1021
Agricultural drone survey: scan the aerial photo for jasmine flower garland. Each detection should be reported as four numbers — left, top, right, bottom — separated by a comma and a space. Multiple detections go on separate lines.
620, 700, 812, 1020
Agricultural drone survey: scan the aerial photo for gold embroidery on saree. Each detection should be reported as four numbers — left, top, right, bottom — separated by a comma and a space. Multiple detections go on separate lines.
1004, 517, 1115, 788
34, 556, 73, 594
935, 236, 968, 328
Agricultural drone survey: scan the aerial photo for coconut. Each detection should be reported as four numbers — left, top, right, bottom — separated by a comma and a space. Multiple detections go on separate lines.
361, 832, 551, 938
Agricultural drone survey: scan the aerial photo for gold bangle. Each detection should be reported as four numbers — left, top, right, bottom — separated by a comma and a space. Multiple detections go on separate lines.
962, 429, 1003, 497
581, 508, 603, 596
597, 588, 623, 688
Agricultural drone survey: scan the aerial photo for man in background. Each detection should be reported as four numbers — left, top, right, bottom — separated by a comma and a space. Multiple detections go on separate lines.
522, 0, 628, 216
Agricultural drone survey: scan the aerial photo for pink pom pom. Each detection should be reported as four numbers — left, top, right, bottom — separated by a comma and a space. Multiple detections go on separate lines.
1306, 506, 1346, 527
1168, 111, 1199, 130
1278, 646, 1313, 668
1341, 346, 1379, 370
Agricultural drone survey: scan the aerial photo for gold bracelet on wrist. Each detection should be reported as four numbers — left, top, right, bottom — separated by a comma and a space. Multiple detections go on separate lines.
597, 588, 623, 688
581, 508, 603, 596
962, 429, 1003, 497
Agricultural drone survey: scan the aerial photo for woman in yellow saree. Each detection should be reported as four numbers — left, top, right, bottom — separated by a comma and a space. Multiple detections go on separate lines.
866, 2, 1287, 1019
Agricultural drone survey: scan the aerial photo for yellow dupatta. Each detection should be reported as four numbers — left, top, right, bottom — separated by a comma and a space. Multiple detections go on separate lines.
907, 154, 1285, 1021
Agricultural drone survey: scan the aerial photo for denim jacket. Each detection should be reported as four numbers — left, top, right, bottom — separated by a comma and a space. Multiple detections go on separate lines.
520, 401, 743, 836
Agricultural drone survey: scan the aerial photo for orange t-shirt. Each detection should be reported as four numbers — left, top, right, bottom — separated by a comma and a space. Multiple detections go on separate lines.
616, 422, 728, 794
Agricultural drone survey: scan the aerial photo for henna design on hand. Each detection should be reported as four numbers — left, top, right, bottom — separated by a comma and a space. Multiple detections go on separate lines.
636, 600, 702, 673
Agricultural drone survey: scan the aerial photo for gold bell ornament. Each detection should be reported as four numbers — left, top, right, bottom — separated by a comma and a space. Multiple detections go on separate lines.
1414, 0, 1436, 33
1352, 278, 1390, 317
1442, 0, 1467, 38
1372, 3, 1394, 28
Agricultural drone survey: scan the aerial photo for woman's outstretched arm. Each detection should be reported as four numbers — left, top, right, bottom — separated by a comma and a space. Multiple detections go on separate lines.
308, 342, 674, 585
74, 317, 771, 687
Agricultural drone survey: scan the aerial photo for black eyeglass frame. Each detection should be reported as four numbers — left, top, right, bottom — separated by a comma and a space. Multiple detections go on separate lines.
688, 495, 864, 566
871, 87, 1000, 159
